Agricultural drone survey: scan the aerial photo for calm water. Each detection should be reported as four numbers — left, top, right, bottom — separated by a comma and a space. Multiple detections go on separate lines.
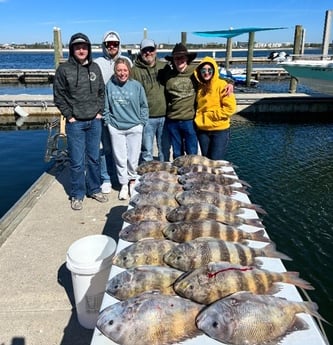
1, 50, 333, 343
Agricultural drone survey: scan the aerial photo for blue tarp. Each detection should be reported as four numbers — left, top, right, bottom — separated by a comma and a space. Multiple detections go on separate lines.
193, 27, 287, 39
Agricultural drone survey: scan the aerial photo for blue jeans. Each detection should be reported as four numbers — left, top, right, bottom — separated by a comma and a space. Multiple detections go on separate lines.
166, 118, 198, 159
141, 117, 171, 162
197, 128, 230, 160
100, 123, 116, 184
65, 118, 102, 199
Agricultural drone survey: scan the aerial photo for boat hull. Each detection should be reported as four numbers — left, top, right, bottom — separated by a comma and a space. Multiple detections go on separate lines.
280, 60, 333, 95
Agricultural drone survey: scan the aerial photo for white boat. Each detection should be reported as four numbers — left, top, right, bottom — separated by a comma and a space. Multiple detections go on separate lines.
219, 67, 259, 87
279, 56, 333, 95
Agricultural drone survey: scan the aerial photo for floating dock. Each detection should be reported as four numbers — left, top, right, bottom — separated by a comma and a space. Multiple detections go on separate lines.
0, 66, 289, 84
1, 93, 333, 130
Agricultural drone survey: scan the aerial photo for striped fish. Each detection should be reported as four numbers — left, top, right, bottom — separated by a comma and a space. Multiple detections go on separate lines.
196, 291, 326, 345
182, 181, 248, 195
172, 154, 231, 168
135, 180, 183, 194
166, 203, 262, 227
178, 164, 232, 175
113, 238, 176, 268
119, 220, 169, 242
106, 265, 183, 300
178, 171, 250, 187
122, 205, 174, 224
163, 237, 291, 271
97, 291, 203, 345
162, 220, 270, 243
139, 171, 180, 183
175, 190, 266, 214
130, 191, 179, 208
173, 261, 314, 304
136, 161, 178, 175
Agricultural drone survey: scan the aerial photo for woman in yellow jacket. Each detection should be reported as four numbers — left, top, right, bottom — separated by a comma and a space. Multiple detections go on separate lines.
194, 56, 237, 160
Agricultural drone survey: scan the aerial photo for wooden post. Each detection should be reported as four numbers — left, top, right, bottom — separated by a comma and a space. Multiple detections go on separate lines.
181, 32, 187, 45
322, 10, 332, 57
53, 27, 66, 134
225, 37, 233, 70
289, 25, 303, 93
245, 32, 254, 87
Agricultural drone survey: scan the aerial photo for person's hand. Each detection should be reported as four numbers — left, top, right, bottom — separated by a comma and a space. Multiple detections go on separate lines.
224, 83, 234, 96
68, 117, 76, 123
96, 113, 103, 119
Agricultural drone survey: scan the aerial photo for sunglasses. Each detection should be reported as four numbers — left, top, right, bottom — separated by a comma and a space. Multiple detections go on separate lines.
200, 68, 213, 74
105, 41, 119, 48
141, 47, 155, 54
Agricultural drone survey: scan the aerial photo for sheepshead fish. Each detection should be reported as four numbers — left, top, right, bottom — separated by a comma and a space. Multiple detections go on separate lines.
163, 237, 291, 271
173, 154, 231, 168
106, 265, 183, 300
130, 191, 179, 208
135, 180, 183, 194
162, 220, 270, 243
178, 171, 250, 187
97, 291, 203, 345
136, 160, 178, 175
122, 205, 173, 224
178, 164, 232, 175
119, 220, 169, 241
174, 261, 314, 304
182, 181, 248, 195
196, 291, 326, 345
113, 238, 176, 268
139, 171, 179, 183
166, 203, 262, 227
175, 190, 266, 214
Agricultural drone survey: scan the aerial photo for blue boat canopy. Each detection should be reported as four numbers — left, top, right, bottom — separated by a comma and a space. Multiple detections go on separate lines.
193, 27, 287, 39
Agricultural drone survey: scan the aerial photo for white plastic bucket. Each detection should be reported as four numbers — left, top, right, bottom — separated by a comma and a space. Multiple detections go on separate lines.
66, 234, 117, 329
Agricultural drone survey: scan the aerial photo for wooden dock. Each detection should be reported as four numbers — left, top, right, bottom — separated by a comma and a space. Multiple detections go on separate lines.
1, 93, 333, 130
0, 65, 289, 84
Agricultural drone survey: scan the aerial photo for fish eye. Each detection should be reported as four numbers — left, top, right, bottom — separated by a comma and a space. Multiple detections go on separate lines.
212, 321, 219, 328
108, 320, 114, 326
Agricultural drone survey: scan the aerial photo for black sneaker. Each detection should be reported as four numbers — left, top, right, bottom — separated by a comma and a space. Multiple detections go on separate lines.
89, 192, 108, 203
71, 198, 83, 211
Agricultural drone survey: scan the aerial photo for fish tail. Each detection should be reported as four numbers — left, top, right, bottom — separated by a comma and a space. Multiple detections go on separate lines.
301, 301, 330, 324
238, 179, 252, 188
282, 271, 315, 290
249, 229, 271, 243
241, 217, 264, 228
262, 243, 292, 261
251, 203, 268, 215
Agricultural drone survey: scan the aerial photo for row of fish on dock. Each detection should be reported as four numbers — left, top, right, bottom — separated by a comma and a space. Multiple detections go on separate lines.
95, 155, 327, 345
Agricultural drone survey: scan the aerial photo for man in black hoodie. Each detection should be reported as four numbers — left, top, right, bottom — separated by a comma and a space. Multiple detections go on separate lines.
54, 32, 108, 210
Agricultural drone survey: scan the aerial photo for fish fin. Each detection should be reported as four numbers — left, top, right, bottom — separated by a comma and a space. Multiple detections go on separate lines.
237, 178, 252, 188
282, 271, 315, 290
251, 203, 268, 215
241, 217, 264, 228
261, 243, 292, 261
250, 229, 271, 243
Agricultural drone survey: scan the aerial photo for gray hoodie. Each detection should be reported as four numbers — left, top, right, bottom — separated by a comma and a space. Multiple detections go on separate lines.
94, 30, 132, 84
53, 32, 105, 121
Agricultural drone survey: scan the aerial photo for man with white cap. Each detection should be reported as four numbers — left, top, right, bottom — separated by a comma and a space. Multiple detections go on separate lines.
94, 31, 132, 194
132, 38, 171, 162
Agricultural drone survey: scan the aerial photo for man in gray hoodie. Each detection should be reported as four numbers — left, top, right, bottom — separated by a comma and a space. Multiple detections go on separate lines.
53, 32, 108, 210
94, 31, 132, 194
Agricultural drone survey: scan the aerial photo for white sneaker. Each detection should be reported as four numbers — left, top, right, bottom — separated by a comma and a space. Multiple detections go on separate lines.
101, 182, 112, 194
119, 184, 129, 200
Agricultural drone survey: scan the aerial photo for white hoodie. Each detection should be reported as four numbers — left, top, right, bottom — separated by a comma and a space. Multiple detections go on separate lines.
94, 30, 132, 84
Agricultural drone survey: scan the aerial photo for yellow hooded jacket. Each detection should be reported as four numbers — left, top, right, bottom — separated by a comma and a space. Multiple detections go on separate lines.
193, 56, 237, 131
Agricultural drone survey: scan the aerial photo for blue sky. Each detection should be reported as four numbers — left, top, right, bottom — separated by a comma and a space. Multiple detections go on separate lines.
0, 0, 332, 46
